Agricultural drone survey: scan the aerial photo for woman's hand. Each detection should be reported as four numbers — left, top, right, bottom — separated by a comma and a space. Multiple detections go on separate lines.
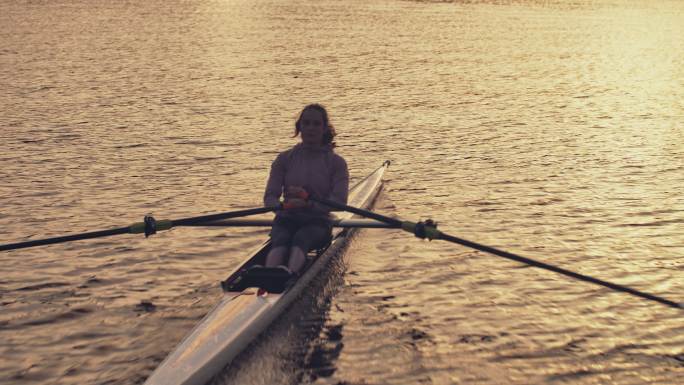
285, 186, 308, 199
282, 198, 308, 210
283, 186, 309, 209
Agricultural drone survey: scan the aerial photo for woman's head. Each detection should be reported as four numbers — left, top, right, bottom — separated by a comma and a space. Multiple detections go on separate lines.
294, 104, 336, 147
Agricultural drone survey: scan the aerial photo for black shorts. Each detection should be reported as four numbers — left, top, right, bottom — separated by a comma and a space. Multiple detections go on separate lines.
269, 215, 332, 252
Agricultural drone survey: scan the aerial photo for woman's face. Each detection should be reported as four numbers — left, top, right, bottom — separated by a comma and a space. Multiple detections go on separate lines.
299, 108, 325, 146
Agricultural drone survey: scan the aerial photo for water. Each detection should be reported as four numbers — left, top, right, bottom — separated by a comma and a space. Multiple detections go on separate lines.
1, 0, 683, 384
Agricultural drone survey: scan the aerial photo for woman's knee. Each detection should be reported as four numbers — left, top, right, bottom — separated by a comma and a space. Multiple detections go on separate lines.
270, 226, 293, 248
292, 227, 329, 251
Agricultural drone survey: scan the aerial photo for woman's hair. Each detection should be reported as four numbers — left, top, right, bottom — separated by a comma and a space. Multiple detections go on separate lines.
294, 103, 337, 147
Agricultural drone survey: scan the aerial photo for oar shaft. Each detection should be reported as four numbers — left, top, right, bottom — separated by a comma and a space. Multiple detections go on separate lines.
0, 227, 130, 251
438, 233, 682, 309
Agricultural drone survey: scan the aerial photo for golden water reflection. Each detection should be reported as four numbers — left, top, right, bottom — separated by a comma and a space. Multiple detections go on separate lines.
1, 0, 682, 384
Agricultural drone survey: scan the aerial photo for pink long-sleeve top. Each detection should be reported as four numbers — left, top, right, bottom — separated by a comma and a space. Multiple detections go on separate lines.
264, 143, 349, 219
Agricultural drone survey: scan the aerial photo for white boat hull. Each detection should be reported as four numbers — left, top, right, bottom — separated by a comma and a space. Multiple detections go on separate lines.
144, 161, 389, 385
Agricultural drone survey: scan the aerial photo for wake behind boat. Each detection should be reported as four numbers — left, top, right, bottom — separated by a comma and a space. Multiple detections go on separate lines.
143, 161, 390, 385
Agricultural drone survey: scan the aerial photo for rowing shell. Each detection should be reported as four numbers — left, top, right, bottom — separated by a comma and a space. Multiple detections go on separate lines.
143, 161, 390, 385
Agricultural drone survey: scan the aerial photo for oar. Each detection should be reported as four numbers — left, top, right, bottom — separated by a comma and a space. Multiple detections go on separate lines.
0, 206, 280, 252
310, 197, 682, 310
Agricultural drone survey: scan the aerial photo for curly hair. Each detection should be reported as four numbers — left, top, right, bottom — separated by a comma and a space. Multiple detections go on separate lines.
294, 103, 337, 147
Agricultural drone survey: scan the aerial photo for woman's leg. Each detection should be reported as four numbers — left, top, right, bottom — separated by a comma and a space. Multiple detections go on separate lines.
266, 218, 293, 267
288, 224, 331, 273
265, 246, 288, 267
287, 247, 307, 274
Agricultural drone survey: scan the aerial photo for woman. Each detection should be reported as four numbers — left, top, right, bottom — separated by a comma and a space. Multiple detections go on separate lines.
263, 104, 349, 275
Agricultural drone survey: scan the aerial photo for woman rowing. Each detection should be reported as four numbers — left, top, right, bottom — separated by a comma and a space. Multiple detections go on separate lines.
263, 104, 349, 275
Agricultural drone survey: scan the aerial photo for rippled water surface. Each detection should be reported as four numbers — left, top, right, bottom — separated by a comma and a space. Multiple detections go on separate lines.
1, 0, 683, 384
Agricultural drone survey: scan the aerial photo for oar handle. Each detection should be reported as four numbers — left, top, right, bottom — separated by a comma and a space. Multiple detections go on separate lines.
172, 206, 280, 227
310, 197, 403, 227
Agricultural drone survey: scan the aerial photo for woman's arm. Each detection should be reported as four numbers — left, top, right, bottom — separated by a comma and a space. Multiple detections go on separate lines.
263, 153, 286, 207
328, 156, 349, 205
